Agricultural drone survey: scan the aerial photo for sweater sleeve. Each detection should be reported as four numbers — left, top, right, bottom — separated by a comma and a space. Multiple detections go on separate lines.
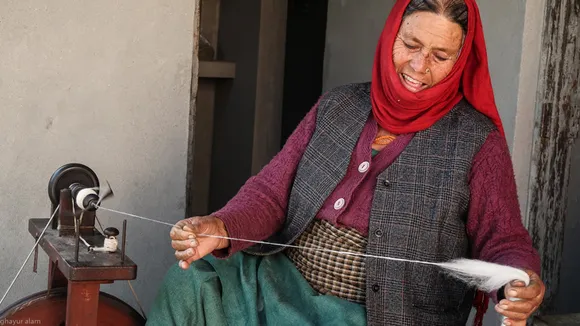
466, 130, 541, 302
210, 103, 319, 257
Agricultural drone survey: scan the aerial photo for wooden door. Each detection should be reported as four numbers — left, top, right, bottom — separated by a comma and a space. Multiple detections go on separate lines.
186, 0, 237, 217
527, 0, 580, 313
185, 0, 203, 217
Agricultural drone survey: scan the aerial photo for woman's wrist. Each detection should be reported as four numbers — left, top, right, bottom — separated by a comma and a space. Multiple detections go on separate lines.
214, 217, 231, 250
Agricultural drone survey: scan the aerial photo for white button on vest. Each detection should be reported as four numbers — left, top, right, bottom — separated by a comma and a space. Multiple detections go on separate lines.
358, 161, 370, 173
334, 198, 345, 210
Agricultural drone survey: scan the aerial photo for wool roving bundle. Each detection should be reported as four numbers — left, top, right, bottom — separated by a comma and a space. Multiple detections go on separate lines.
437, 258, 530, 292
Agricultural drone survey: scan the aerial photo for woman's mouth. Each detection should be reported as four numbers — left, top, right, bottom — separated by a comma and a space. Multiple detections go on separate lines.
400, 73, 427, 92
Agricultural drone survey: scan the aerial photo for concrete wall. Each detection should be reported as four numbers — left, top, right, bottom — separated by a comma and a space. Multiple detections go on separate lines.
477, 0, 527, 146
0, 0, 195, 315
323, 0, 532, 324
323, 0, 396, 92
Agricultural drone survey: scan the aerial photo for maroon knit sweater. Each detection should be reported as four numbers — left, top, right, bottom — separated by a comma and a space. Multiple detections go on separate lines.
212, 102, 541, 298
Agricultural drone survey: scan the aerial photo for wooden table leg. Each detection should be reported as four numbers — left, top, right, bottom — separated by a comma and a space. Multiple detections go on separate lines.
48, 259, 67, 292
66, 281, 100, 326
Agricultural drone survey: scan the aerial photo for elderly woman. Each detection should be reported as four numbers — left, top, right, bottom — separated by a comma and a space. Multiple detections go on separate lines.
148, 0, 545, 325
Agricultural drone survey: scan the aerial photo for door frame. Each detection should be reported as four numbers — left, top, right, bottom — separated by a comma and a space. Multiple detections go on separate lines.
524, 0, 580, 313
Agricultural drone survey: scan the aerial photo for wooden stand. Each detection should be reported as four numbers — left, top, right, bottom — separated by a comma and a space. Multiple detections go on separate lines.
0, 218, 144, 326
0, 163, 145, 325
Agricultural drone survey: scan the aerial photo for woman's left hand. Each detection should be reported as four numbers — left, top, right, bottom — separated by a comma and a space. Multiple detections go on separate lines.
494, 269, 545, 326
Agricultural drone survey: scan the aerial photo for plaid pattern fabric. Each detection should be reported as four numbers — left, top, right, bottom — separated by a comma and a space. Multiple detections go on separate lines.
286, 218, 368, 303
364, 101, 494, 325
245, 82, 495, 325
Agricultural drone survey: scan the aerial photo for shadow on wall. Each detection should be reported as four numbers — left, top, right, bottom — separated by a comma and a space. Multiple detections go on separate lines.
552, 136, 580, 314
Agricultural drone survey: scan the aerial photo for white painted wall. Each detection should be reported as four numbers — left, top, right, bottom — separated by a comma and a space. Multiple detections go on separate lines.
323, 0, 541, 324
512, 0, 546, 226
0, 0, 195, 316
323, 0, 395, 92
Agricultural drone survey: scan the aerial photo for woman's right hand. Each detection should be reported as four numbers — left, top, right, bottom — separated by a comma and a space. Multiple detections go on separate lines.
170, 215, 230, 269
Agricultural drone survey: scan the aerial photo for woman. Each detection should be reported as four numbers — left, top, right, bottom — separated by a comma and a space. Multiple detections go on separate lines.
148, 0, 545, 325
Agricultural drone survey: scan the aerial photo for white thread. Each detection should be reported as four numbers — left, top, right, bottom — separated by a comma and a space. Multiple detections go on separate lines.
79, 210, 85, 225
76, 188, 98, 210
84, 235, 118, 253
96, 205, 530, 297
127, 280, 147, 319
97, 206, 176, 228
0, 205, 60, 308
95, 215, 105, 233
96, 206, 440, 265
79, 236, 91, 248
91, 237, 118, 252
80, 235, 117, 253
104, 237, 118, 251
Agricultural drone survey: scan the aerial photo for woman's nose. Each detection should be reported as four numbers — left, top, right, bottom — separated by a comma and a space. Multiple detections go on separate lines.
409, 52, 428, 73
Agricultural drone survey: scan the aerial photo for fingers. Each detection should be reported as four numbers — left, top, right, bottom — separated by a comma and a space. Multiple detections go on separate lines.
498, 298, 536, 314
495, 270, 545, 326
171, 238, 198, 251
170, 217, 207, 240
505, 271, 545, 301
509, 280, 526, 287
170, 222, 196, 240
183, 217, 215, 236
495, 303, 529, 326
500, 319, 526, 326
179, 260, 190, 269
175, 248, 197, 261
183, 222, 201, 233
170, 216, 226, 269
177, 251, 200, 270
170, 216, 214, 239
506, 281, 542, 300
179, 256, 197, 270
173, 236, 200, 264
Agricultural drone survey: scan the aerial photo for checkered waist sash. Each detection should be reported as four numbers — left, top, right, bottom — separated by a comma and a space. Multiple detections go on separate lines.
286, 218, 367, 304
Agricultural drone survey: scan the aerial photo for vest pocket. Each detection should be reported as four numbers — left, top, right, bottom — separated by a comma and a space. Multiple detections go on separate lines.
409, 263, 473, 321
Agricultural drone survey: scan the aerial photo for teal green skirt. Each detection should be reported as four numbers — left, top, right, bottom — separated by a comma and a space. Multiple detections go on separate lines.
146, 252, 367, 326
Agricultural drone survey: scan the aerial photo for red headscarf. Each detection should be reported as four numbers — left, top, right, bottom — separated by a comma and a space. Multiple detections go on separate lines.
370, 0, 505, 137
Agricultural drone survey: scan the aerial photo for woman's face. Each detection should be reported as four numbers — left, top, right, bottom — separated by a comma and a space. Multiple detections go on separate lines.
392, 11, 464, 93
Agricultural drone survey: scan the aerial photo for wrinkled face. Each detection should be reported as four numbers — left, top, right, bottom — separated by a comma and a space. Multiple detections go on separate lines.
392, 11, 464, 93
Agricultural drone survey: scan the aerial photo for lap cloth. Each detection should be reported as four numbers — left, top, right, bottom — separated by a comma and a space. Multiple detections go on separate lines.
146, 252, 367, 326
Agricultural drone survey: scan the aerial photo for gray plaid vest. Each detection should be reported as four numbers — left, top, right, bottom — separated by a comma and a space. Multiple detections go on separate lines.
245, 82, 495, 325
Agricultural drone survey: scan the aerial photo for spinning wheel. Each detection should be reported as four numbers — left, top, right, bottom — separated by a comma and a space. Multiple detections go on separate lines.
0, 288, 145, 325
0, 163, 146, 326
48, 163, 100, 206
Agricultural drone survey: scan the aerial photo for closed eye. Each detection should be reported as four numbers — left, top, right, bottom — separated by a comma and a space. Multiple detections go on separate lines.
403, 41, 420, 50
